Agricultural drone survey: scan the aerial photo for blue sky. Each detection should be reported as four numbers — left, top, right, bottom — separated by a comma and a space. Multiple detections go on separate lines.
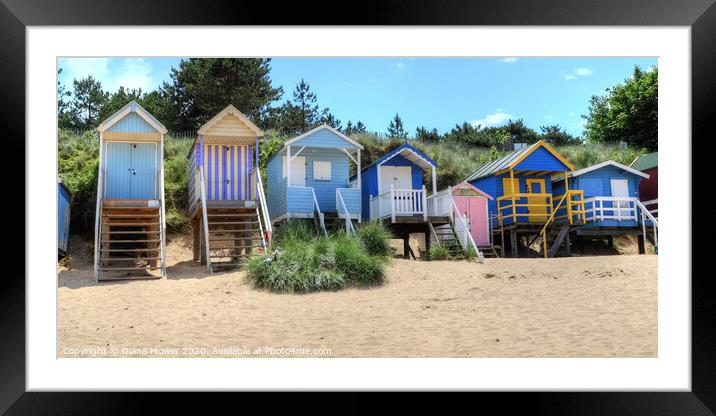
58, 57, 657, 137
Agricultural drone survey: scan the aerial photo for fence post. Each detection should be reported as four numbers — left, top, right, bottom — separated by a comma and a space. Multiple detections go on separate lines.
390, 185, 396, 223
422, 185, 428, 221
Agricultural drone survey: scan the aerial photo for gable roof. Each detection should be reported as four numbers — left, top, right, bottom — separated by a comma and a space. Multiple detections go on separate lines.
629, 152, 658, 171
465, 140, 574, 182
197, 104, 263, 137
96, 100, 167, 134
451, 181, 493, 200
283, 124, 364, 150
552, 160, 650, 182
349, 143, 437, 182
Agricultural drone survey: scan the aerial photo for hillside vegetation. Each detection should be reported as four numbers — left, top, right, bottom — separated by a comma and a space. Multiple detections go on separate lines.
57, 130, 647, 236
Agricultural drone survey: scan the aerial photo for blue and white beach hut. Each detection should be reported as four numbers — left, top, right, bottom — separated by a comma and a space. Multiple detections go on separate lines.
266, 124, 363, 234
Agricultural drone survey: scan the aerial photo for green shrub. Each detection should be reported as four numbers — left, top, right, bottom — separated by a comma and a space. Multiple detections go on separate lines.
272, 220, 319, 245
246, 229, 386, 293
428, 245, 450, 260
333, 234, 385, 284
356, 221, 392, 258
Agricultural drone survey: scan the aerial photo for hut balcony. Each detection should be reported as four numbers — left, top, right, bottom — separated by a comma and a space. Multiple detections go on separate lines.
496, 189, 585, 227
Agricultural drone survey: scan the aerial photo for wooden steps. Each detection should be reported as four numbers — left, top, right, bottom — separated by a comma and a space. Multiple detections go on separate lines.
198, 206, 264, 272
97, 204, 163, 281
478, 245, 500, 258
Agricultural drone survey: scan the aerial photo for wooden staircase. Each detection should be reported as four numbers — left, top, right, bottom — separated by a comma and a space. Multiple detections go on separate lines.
202, 206, 264, 270
478, 245, 500, 258
97, 203, 163, 280
430, 222, 464, 256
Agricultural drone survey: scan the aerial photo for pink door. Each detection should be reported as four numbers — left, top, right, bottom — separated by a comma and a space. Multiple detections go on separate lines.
453, 196, 489, 246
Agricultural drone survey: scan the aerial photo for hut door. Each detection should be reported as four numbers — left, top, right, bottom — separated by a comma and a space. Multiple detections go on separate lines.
105, 142, 133, 199
130, 143, 157, 199
454, 195, 489, 246
526, 178, 547, 222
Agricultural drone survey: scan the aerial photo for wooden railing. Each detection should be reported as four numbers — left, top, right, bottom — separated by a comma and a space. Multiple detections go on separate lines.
252, 168, 272, 248
198, 165, 212, 272
641, 198, 658, 220
370, 185, 428, 222
583, 196, 639, 223
93, 167, 105, 282
426, 188, 453, 217
539, 193, 569, 258
336, 188, 356, 235
311, 187, 327, 236
552, 190, 586, 224
496, 192, 554, 225
635, 199, 658, 248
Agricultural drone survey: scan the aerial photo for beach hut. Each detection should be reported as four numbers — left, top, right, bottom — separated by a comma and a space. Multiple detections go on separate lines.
553, 160, 657, 253
266, 124, 363, 234
58, 180, 71, 256
93, 101, 168, 281
450, 181, 497, 257
187, 105, 272, 272
630, 152, 658, 220
353, 143, 483, 261
464, 140, 585, 258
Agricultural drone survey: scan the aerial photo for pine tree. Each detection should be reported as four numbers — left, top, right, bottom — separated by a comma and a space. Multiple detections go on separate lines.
387, 113, 408, 138
292, 78, 320, 131
355, 121, 367, 133
70, 75, 109, 130
320, 107, 342, 131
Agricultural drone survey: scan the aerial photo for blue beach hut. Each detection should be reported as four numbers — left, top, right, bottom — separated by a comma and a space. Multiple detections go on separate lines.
266, 124, 363, 234
58, 180, 71, 256
551, 160, 657, 253
93, 101, 168, 281
464, 140, 584, 257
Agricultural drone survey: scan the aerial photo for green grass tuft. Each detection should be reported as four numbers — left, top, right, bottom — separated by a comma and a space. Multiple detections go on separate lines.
356, 221, 393, 258
428, 245, 450, 261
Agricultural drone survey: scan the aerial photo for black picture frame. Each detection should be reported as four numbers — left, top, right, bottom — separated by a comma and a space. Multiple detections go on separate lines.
2, 0, 713, 413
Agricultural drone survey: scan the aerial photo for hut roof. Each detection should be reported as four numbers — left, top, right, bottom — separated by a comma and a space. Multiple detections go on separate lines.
629, 152, 658, 171
465, 140, 573, 182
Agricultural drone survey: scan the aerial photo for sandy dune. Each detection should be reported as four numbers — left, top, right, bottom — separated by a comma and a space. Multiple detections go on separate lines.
58, 236, 657, 358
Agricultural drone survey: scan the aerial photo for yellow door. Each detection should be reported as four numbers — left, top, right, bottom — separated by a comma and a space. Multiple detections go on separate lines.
526, 178, 547, 222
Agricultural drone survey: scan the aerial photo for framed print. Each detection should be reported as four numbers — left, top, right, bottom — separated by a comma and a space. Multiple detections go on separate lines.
2, 0, 714, 413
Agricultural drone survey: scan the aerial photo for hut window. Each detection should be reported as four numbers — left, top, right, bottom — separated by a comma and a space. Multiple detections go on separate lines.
313, 161, 332, 181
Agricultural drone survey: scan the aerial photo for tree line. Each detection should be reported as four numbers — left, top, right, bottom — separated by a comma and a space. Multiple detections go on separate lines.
58, 58, 657, 150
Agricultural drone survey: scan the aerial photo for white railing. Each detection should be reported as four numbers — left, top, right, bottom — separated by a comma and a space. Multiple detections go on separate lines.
635, 199, 659, 248
253, 168, 272, 247
642, 198, 658, 219
449, 195, 484, 263
309, 187, 327, 236
198, 165, 212, 273
370, 185, 427, 222
583, 196, 640, 222
93, 167, 105, 282
336, 188, 356, 235
427, 187, 453, 217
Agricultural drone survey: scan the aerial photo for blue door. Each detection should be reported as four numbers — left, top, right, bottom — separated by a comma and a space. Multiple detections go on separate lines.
104, 142, 156, 200
105, 142, 133, 199
130, 143, 156, 199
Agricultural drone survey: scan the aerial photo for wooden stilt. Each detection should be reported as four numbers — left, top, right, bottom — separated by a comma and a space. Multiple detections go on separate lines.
192, 218, 200, 261
510, 228, 518, 257
403, 235, 410, 259
424, 231, 431, 258
199, 218, 207, 265
637, 234, 645, 254
607, 235, 614, 249
564, 232, 571, 256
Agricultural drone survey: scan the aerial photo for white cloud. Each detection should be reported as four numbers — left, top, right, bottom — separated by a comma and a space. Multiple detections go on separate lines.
112, 58, 153, 92
472, 110, 513, 128
58, 57, 154, 93
545, 114, 554, 120
568, 112, 576, 117
564, 67, 593, 80
394, 61, 406, 71
498, 57, 519, 63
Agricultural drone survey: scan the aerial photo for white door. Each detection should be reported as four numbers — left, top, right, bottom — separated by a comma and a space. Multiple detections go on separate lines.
610, 178, 630, 216
380, 166, 412, 193
284, 155, 306, 187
